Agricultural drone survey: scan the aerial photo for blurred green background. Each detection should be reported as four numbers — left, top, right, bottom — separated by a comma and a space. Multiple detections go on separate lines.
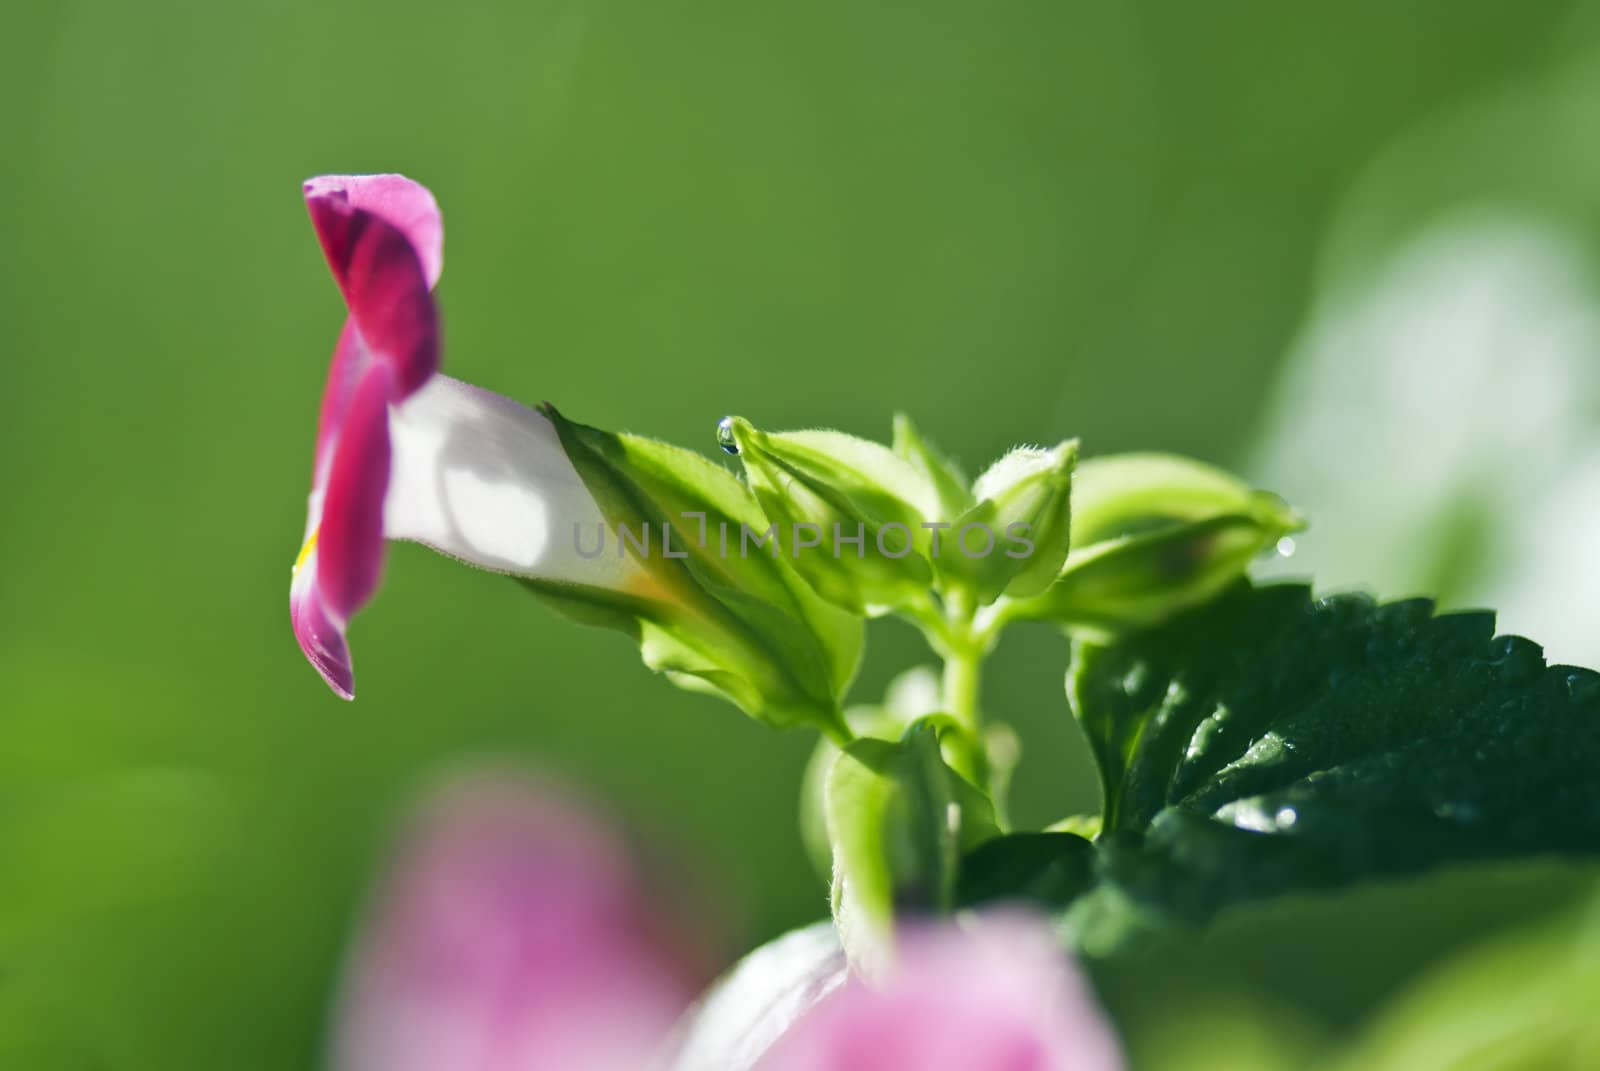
8, 1, 1600, 1067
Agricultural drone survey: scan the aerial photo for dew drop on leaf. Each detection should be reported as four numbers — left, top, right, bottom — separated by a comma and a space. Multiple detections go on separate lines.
716, 416, 739, 455
1565, 670, 1600, 704
1487, 636, 1543, 686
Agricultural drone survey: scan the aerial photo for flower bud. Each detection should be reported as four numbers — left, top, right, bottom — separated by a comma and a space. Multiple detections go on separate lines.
934, 441, 1077, 604
1007, 453, 1303, 635
541, 407, 864, 737
723, 417, 937, 615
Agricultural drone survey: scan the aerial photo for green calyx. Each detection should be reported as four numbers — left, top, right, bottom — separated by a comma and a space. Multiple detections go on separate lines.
721, 416, 940, 616
931, 439, 1078, 605
534, 405, 863, 738
1002, 452, 1303, 636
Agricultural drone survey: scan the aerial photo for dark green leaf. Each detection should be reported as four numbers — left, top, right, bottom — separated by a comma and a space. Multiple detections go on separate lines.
1066, 582, 1600, 940
956, 831, 1095, 909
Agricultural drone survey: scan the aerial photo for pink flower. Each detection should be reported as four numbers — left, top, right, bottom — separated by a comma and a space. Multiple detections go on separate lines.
290, 174, 442, 699
330, 772, 700, 1071
290, 174, 647, 699
754, 913, 1124, 1071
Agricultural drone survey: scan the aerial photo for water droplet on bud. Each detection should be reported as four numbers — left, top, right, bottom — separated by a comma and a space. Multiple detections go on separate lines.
716, 416, 739, 455
1275, 536, 1297, 558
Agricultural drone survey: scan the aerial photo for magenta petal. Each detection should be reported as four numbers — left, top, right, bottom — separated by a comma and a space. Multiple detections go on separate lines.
317, 362, 394, 620
303, 174, 444, 288
291, 580, 355, 700
757, 913, 1124, 1071
313, 319, 369, 482
306, 190, 440, 399
332, 774, 697, 1071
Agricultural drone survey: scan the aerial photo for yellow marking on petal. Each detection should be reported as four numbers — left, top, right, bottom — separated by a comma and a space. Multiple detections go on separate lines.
293, 528, 320, 577
621, 567, 673, 603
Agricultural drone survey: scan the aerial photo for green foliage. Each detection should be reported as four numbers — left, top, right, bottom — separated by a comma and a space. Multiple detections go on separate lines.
1069, 453, 1291, 547
1006, 453, 1301, 635
823, 720, 997, 969
1061, 582, 1600, 948
11, 1, 1592, 1064
1327, 899, 1600, 1070
799, 666, 946, 879
891, 413, 974, 523
723, 416, 939, 615
955, 831, 1095, 909
932, 440, 1077, 604
540, 407, 863, 736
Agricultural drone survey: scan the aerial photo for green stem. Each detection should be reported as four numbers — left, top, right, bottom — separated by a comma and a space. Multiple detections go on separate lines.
942, 642, 982, 731
900, 586, 1001, 795
940, 587, 983, 733
939, 587, 994, 799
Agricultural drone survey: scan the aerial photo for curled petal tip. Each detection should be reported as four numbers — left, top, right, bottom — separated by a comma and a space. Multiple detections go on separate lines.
303, 173, 444, 288
291, 584, 356, 700
304, 196, 440, 399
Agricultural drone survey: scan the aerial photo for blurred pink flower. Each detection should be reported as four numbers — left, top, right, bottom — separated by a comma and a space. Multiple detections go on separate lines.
754, 913, 1124, 1071
329, 773, 700, 1071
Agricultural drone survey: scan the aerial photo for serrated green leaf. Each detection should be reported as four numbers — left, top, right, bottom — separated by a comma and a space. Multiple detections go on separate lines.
1065, 582, 1600, 944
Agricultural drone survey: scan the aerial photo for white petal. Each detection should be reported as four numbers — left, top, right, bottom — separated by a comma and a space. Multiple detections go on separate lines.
384, 375, 640, 590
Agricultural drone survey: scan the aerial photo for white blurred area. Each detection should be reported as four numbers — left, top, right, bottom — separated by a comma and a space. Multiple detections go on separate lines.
1252, 215, 1600, 667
